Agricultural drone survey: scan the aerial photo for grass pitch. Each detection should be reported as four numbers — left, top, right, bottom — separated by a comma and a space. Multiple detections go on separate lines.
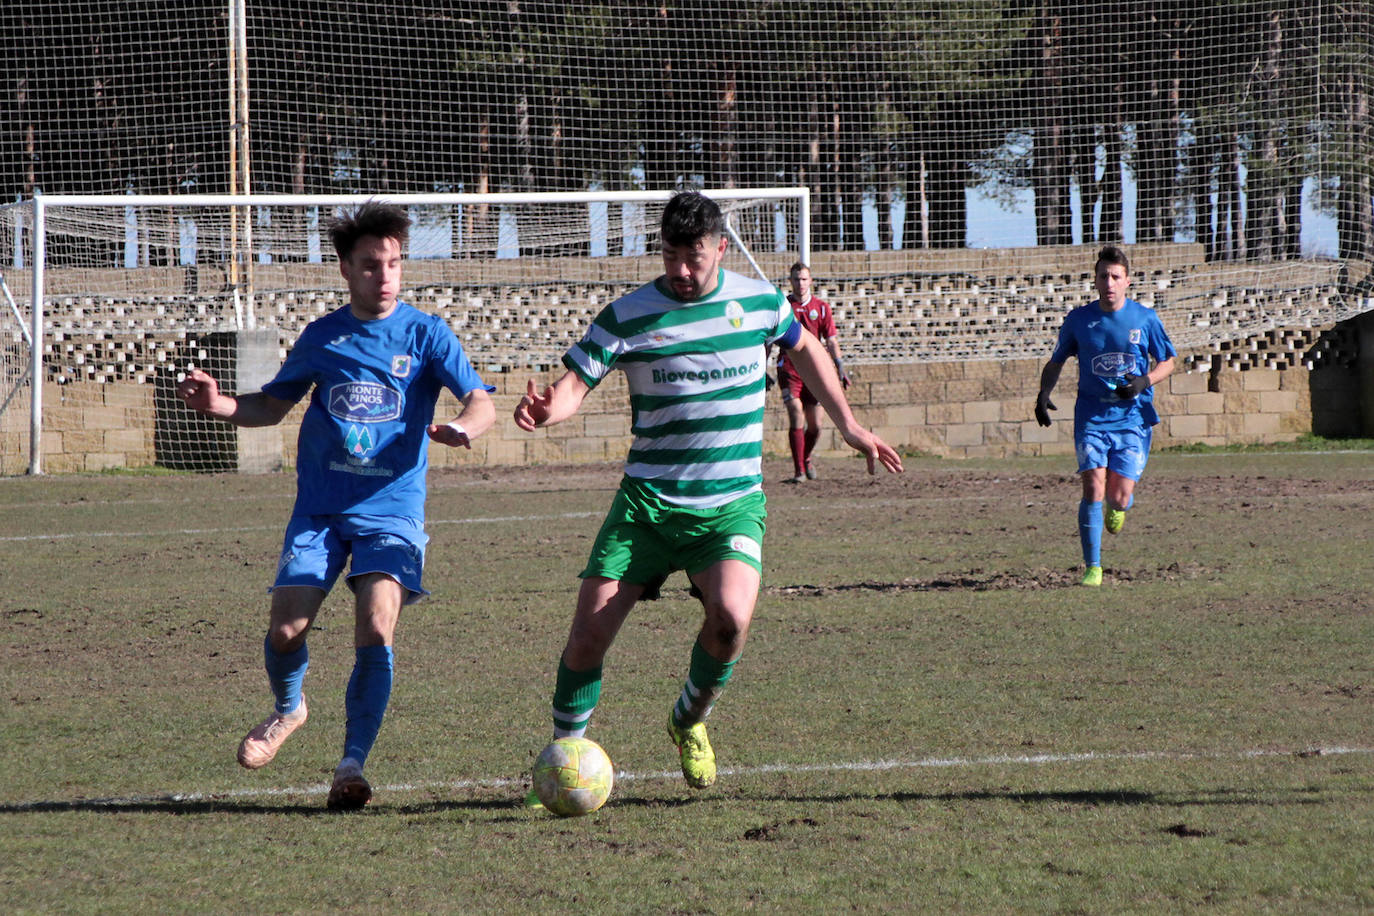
1, 451, 1371, 913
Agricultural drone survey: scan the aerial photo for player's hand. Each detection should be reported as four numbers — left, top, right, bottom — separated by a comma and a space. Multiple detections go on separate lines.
841, 427, 904, 475
1116, 374, 1151, 399
513, 378, 555, 431
426, 422, 472, 448
177, 368, 222, 414
839, 372, 852, 391
1034, 391, 1057, 427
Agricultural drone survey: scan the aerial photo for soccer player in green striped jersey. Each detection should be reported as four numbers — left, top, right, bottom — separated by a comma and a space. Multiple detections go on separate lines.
514, 191, 902, 796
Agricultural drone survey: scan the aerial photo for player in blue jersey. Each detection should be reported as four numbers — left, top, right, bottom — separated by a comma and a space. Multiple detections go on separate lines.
514, 191, 902, 800
1035, 245, 1176, 587
177, 202, 495, 808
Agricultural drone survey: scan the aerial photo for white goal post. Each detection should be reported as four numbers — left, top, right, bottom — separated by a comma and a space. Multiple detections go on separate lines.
1, 187, 810, 475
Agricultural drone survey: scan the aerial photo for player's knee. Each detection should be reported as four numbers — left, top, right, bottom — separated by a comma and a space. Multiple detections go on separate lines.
564, 614, 616, 663
701, 609, 749, 654
267, 625, 307, 655
563, 630, 612, 669
713, 622, 745, 651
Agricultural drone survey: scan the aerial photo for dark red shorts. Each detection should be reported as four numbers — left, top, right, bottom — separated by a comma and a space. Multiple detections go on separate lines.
776, 361, 817, 406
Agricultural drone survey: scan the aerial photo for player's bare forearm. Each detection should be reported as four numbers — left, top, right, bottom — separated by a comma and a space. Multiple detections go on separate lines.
428, 388, 496, 448
176, 369, 291, 427
824, 336, 851, 388
513, 371, 589, 431
1147, 356, 1176, 387
454, 389, 496, 438
789, 331, 857, 427
788, 331, 901, 474
225, 392, 295, 427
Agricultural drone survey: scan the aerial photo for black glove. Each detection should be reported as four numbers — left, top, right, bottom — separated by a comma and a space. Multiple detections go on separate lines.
1034, 392, 1057, 427
1116, 374, 1150, 399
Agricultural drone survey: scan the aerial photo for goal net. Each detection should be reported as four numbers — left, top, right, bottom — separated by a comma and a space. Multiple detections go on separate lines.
0, 189, 808, 474
9, 2, 1368, 257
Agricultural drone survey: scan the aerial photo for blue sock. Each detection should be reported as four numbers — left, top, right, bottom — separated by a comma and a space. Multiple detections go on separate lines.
1078, 499, 1103, 567
343, 645, 395, 768
264, 635, 308, 716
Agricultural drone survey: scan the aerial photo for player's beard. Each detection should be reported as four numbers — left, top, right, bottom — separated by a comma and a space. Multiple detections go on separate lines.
671, 277, 700, 299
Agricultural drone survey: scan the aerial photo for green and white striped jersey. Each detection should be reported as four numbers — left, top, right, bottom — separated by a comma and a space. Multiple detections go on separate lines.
562, 268, 798, 509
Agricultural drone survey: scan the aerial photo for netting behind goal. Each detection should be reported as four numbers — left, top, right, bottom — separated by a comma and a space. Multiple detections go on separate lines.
0, 190, 807, 473
7, 2, 1371, 258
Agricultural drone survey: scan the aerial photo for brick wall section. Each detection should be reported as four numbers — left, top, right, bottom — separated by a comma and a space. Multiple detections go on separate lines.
22, 380, 158, 473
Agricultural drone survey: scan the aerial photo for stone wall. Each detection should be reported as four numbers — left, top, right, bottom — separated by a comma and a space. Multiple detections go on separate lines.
415, 351, 1337, 474
5, 244, 1371, 474
17, 336, 1352, 475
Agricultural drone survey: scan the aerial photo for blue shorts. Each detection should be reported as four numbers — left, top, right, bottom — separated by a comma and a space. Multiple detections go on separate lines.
1075, 425, 1153, 481
272, 514, 429, 605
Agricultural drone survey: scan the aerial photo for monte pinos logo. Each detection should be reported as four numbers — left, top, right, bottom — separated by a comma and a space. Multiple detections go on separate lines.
327, 382, 402, 423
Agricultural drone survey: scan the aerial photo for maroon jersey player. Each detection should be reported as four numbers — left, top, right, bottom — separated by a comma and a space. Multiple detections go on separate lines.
775, 261, 850, 482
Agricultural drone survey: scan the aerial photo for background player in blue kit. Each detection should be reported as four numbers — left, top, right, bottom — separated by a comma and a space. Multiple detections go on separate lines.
177, 202, 495, 809
1034, 245, 1176, 587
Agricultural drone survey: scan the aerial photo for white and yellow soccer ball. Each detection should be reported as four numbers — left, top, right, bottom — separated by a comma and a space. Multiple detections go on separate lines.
531, 737, 615, 817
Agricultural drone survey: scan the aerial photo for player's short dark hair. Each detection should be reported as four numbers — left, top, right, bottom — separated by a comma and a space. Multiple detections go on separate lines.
330, 201, 411, 261
660, 191, 725, 248
1095, 244, 1130, 276
790, 260, 810, 276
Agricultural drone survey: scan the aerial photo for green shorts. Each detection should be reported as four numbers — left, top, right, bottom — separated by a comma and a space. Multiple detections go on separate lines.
580, 478, 767, 598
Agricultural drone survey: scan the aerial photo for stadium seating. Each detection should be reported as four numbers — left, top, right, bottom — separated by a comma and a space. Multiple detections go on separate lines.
25, 258, 1365, 386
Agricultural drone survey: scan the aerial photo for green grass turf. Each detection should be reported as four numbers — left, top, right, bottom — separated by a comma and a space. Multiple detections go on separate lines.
1, 451, 1371, 913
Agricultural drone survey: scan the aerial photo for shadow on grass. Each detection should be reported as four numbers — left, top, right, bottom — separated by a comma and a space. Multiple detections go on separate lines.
0, 796, 516, 817
2, 783, 1351, 817
762, 562, 1220, 595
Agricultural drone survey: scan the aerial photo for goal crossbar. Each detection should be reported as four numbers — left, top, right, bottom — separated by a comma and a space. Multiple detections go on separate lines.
6, 187, 810, 474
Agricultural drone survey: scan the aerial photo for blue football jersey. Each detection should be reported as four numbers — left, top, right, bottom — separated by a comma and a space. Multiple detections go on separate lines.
262, 301, 493, 519
1050, 297, 1176, 431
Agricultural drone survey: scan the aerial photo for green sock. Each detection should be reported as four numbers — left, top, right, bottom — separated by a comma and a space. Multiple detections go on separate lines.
672, 640, 737, 727
551, 658, 601, 738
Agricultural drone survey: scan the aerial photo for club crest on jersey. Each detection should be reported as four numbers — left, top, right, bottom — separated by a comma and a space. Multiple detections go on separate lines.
391, 355, 412, 377
808, 308, 819, 321
328, 382, 402, 423
344, 424, 374, 457
725, 300, 744, 329
1129, 329, 1142, 345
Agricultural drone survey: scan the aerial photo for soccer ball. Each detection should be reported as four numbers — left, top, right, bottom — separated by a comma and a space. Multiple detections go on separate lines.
531, 737, 615, 817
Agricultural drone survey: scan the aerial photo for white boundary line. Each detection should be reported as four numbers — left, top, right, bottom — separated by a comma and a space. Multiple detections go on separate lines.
0, 510, 604, 543
10, 479, 1373, 543
0, 500, 967, 543
11, 484, 1373, 543
7, 744, 1370, 811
